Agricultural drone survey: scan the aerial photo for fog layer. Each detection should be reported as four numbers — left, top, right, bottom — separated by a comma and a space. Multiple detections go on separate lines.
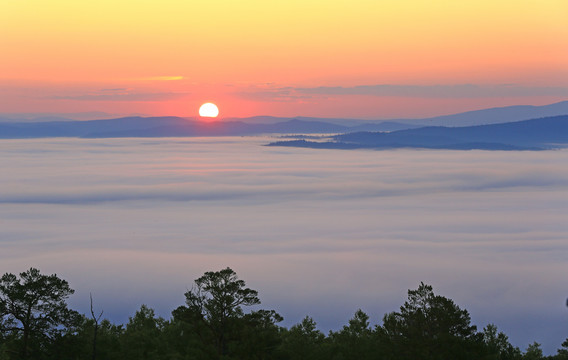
0, 137, 566, 353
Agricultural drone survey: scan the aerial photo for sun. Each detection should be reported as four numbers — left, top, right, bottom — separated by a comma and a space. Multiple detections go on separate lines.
199, 103, 219, 118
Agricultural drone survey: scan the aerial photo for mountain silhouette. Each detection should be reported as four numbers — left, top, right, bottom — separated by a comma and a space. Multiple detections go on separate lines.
0, 116, 406, 138
267, 115, 568, 151
1, 101, 568, 143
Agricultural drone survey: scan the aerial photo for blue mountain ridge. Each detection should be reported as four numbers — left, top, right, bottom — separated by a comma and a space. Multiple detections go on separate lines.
0, 116, 417, 138
1, 101, 568, 151
267, 115, 568, 151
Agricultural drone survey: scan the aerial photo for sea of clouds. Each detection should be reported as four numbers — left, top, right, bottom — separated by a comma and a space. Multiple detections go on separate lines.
1, 137, 567, 353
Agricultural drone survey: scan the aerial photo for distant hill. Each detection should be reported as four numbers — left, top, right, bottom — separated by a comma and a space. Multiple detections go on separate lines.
79, 119, 351, 137
1, 100, 567, 139
0, 117, 185, 138
392, 100, 568, 127
267, 115, 568, 151
0, 111, 140, 123
229, 100, 568, 127
0, 116, 417, 138
223, 101, 568, 127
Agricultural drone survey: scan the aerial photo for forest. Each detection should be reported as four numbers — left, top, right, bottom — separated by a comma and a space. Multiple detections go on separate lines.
0, 267, 565, 360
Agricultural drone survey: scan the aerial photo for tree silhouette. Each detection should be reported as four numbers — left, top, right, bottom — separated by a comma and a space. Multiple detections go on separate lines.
182, 267, 261, 357
380, 282, 481, 359
0, 268, 76, 358
482, 324, 521, 360
89, 293, 104, 360
281, 316, 326, 360
121, 305, 166, 360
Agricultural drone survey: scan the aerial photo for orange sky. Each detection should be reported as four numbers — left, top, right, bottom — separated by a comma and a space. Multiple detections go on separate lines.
1, 0, 567, 119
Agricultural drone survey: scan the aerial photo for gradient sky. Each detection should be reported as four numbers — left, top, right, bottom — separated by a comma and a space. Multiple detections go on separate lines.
1, 0, 567, 118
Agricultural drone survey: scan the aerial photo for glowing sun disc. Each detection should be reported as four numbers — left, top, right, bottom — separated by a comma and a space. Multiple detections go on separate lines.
199, 103, 219, 117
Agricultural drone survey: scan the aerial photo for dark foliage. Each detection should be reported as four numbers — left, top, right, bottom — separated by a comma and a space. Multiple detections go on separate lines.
0, 268, 77, 359
0, 268, 564, 360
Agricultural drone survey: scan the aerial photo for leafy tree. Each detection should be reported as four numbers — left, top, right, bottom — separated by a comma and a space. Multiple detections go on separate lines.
280, 316, 327, 360
89, 319, 123, 360
0, 300, 9, 358
329, 310, 380, 360
523, 342, 543, 360
45, 313, 96, 360
556, 338, 568, 360
0, 268, 76, 359
119, 305, 167, 360
229, 309, 284, 359
170, 304, 218, 358
179, 267, 277, 358
380, 282, 483, 360
482, 324, 522, 360
53, 316, 123, 360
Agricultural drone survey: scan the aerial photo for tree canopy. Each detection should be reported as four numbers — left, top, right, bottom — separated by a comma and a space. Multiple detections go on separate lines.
380, 282, 484, 359
0, 267, 564, 360
174, 267, 281, 358
0, 268, 76, 359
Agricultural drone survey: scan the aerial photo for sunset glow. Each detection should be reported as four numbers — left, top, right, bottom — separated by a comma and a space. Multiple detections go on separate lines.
0, 0, 566, 118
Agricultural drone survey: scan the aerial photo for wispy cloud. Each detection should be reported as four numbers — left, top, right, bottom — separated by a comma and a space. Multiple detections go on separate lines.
100, 88, 129, 92
50, 92, 190, 102
236, 87, 313, 102
134, 76, 185, 81
296, 84, 568, 98
237, 84, 568, 102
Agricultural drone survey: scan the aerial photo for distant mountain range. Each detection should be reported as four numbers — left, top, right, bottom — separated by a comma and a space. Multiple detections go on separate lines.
390, 100, 568, 127
0, 111, 142, 123
0, 101, 568, 134
0, 116, 423, 139
0, 101, 567, 151
267, 115, 568, 151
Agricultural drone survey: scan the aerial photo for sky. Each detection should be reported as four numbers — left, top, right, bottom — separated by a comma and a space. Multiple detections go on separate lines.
1, 0, 567, 119
1, 137, 567, 353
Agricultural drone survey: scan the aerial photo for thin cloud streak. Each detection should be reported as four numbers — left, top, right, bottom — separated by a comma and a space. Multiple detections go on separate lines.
1, 170, 567, 205
137, 76, 185, 81
50, 92, 190, 102
237, 84, 568, 102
